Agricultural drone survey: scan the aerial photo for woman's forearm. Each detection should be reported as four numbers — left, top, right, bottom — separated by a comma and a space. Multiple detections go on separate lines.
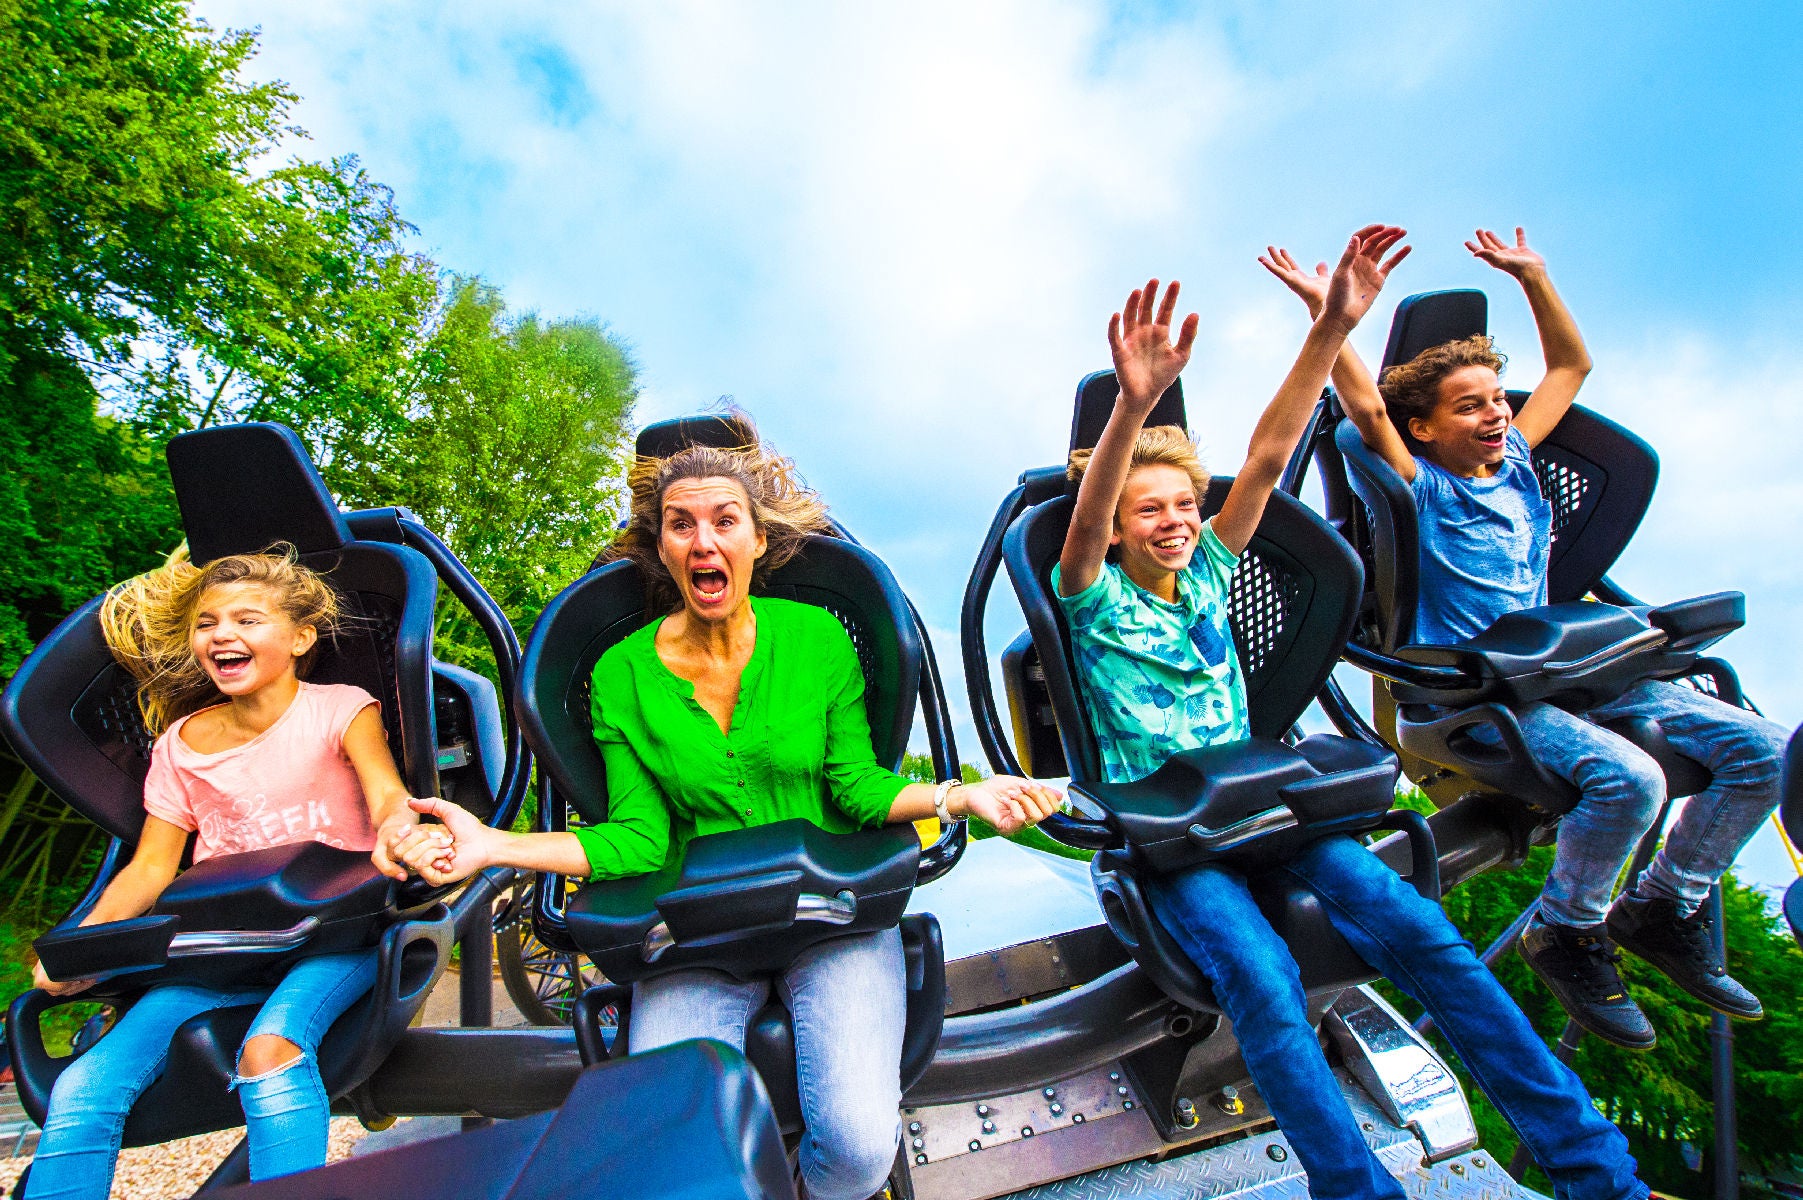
480, 829, 594, 878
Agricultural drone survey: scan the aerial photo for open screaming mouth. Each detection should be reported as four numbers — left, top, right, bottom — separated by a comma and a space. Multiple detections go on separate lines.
691, 568, 728, 597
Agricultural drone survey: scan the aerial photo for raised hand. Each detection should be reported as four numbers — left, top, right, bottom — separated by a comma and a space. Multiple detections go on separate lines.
1321, 224, 1410, 334
1465, 226, 1545, 278
1108, 279, 1200, 411
1257, 246, 1330, 319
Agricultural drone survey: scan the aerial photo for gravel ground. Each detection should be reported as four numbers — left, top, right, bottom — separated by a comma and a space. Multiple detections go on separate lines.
0, 1117, 373, 1198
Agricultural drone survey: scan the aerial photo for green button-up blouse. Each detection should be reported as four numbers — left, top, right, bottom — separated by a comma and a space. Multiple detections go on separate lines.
571, 596, 911, 880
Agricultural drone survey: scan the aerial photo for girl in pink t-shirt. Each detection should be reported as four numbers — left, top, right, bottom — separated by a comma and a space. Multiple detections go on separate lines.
25, 548, 426, 1199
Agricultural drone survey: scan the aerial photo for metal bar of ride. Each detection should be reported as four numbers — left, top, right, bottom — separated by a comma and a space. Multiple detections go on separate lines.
1708, 885, 1738, 1200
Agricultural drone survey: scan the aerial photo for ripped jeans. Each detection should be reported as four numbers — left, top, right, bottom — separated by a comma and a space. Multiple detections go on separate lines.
25, 950, 376, 1200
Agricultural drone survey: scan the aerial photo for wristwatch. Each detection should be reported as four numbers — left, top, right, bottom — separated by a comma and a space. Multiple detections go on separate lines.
933, 779, 959, 824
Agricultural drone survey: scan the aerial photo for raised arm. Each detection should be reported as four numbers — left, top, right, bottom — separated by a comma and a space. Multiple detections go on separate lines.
1259, 239, 1416, 482
1467, 227, 1592, 447
1216, 226, 1408, 553
1057, 280, 1199, 596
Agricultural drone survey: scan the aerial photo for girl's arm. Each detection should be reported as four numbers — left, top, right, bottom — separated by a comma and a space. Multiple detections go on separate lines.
1057, 280, 1199, 597
1259, 242, 1417, 482
342, 705, 426, 881
1471, 228, 1592, 448
1215, 227, 1409, 554
31, 815, 188, 994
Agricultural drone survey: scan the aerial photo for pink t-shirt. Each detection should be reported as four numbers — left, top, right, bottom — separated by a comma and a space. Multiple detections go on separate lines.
143, 682, 382, 862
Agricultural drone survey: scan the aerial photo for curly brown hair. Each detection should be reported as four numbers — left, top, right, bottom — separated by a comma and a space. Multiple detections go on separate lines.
600, 411, 835, 612
1066, 425, 1212, 522
1377, 334, 1508, 438
100, 544, 341, 734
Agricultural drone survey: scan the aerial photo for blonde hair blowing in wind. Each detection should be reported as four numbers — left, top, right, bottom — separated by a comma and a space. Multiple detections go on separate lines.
601, 411, 835, 612
100, 543, 341, 735
1066, 424, 1214, 516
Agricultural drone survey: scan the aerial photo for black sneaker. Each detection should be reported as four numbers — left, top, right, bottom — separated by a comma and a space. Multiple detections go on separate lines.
1518, 917, 1657, 1050
1606, 892, 1763, 1019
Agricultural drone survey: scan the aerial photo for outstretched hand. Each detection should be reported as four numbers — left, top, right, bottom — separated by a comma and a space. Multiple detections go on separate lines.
1466, 226, 1544, 278
1108, 279, 1200, 412
958, 776, 1063, 836
1320, 224, 1410, 335
387, 797, 490, 887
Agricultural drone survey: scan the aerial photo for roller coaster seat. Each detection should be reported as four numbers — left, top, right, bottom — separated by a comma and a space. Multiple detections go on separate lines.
0, 422, 488, 1147
1331, 289, 1740, 816
999, 370, 1437, 1015
517, 529, 947, 1130
217, 1039, 796, 1200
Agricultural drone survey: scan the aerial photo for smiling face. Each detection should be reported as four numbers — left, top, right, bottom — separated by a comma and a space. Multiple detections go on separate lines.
1112, 463, 1203, 586
190, 581, 316, 698
1410, 364, 1514, 476
657, 476, 768, 623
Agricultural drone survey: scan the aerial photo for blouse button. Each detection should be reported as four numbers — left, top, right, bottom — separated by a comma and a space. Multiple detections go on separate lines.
726, 750, 735, 758
736, 780, 746, 787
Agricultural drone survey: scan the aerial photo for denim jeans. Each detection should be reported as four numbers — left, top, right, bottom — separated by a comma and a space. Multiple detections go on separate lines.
630, 927, 905, 1200
1147, 836, 1644, 1200
25, 950, 377, 1200
1510, 680, 1788, 928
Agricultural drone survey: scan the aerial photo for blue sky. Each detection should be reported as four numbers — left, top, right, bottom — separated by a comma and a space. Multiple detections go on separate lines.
195, 1, 1803, 896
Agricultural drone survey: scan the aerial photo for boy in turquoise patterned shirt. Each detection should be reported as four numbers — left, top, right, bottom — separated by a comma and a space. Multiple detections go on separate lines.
1053, 230, 1649, 1200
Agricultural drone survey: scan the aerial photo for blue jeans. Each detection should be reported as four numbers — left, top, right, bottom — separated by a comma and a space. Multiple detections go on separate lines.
25, 950, 377, 1200
1147, 837, 1644, 1200
1512, 680, 1788, 927
630, 927, 904, 1200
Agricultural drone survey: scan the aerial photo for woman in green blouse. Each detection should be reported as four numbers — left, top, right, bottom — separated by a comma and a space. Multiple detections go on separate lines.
393, 419, 1061, 1200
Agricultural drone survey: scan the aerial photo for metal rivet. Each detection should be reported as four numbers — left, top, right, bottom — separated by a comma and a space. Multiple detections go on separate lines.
1109, 1072, 1121, 1081
1116, 1085, 1129, 1096
1123, 1100, 1135, 1110
912, 1138, 923, 1150
1049, 1103, 1063, 1116
1473, 1157, 1488, 1169
968, 1140, 981, 1152
1021, 1126, 1034, 1138
1267, 1144, 1288, 1162
981, 1121, 996, 1134
915, 1153, 927, 1166
1073, 1113, 1085, 1124
908, 1121, 921, 1134
1362, 1122, 1374, 1131
1451, 1164, 1466, 1176
1043, 1088, 1057, 1099
976, 1104, 990, 1117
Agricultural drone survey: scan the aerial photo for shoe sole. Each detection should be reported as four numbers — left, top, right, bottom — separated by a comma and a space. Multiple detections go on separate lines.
1606, 930, 1764, 1021
1517, 937, 1658, 1051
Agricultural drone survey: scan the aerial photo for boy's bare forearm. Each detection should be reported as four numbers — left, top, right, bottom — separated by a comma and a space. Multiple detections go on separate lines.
1519, 268, 1592, 375
1059, 397, 1149, 594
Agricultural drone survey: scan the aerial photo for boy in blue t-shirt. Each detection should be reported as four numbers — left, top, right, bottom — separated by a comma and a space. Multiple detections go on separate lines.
1278, 227, 1789, 1049
1059, 228, 1647, 1200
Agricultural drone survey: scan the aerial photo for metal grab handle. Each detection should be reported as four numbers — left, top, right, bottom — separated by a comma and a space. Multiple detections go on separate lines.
1187, 806, 1299, 853
165, 916, 320, 958
1544, 628, 1667, 676
640, 890, 859, 963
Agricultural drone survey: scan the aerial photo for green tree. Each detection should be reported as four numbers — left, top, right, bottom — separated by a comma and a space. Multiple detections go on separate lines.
363, 280, 638, 675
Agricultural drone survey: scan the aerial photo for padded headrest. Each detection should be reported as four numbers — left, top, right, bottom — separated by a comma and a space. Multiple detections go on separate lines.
166, 424, 350, 565
1784, 725, 1803, 848
1068, 370, 1186, 463
1381, 289, 1488, 372
634, 414, 756, 462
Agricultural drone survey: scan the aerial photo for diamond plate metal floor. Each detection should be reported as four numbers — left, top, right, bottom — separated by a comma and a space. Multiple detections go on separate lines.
993, 1081, 1543, 1200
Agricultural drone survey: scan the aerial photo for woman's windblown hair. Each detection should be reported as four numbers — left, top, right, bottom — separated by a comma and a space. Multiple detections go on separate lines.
100, 544, 341, 734
601, 410, 834, 612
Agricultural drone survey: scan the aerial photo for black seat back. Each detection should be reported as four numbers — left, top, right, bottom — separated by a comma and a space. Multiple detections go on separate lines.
0, 424, 439, 848
1003, 483, 1363, 784
519, 534, 920, 826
